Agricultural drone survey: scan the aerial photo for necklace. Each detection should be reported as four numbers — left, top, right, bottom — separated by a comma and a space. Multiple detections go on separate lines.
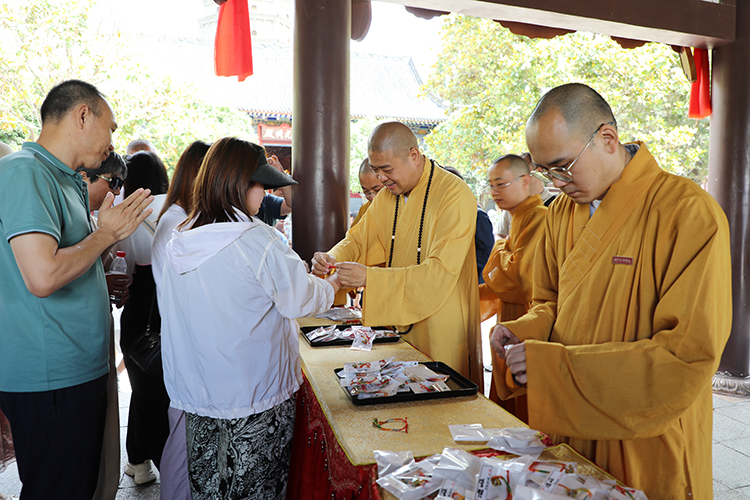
387, 160, 435, 334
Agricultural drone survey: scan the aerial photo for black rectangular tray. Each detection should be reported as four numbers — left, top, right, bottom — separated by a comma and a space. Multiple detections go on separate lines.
301, 324, 401, 347
334, 361, 478, 406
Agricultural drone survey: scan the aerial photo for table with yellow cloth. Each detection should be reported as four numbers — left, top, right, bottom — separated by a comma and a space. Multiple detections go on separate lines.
287, 323, 618, 499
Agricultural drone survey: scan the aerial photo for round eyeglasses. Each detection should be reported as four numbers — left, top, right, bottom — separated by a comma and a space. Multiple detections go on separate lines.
533, 122, 613, 183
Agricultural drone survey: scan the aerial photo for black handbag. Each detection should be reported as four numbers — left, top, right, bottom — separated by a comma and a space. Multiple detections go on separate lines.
128, 291, 163, 377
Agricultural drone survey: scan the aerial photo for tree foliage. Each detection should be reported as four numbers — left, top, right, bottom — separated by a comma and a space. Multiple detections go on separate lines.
421, 15, 709, 195
0, 0, 257, 172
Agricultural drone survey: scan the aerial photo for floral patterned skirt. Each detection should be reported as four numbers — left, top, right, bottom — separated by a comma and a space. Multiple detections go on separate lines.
185, 396, 296, 500
0, 409, 14, 473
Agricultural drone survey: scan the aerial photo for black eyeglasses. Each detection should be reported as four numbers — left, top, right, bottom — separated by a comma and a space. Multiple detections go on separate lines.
533, 122, 614, 183
98, 174, 124, 191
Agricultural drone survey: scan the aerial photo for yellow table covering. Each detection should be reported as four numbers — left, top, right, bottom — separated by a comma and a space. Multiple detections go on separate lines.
297, 330, 526, 466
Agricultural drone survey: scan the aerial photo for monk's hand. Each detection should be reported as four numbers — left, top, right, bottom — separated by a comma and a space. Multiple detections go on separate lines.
505, 343, 527, 385
311, 252, 337, 276
97, 189, 154, 243
490, 324, 521, 359
335, 262, 367, 287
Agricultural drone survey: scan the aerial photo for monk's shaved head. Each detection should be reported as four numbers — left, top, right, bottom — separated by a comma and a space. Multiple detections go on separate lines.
491, 154, 530, 177
368, 122, 418, 160
528, 83, 616, 141
359, 158, 374, 176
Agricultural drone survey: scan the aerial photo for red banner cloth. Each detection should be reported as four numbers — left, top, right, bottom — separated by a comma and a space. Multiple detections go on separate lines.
288, 374, 381, 500
214, 0, 253, 82
689, 48, 711, 119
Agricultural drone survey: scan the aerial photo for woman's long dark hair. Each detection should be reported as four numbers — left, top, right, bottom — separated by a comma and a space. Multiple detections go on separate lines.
186, 137, 264, 229
157, 141, 210, 222
124, 151, 169, 197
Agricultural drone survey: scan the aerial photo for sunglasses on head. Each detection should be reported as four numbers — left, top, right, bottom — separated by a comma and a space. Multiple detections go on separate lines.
98, 174, 124, 191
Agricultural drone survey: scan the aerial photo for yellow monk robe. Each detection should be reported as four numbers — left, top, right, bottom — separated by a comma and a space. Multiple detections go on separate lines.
502, 143, 731, 500
482, 194, 546, 420
329, 158, 483, 386
333, 200, 373, 305
351, 199, 371, 228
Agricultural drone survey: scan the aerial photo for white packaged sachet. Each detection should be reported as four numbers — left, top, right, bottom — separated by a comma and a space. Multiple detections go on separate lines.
373, 450, 414, 478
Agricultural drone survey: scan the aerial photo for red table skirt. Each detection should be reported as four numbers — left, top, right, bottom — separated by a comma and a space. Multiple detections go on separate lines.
287, 373, 381, 500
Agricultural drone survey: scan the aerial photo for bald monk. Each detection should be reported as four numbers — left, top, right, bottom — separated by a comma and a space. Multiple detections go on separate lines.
312, 121, 482, 386
351, 158, 384, 228
491, 83, 731, 499
482, 154, 547, 422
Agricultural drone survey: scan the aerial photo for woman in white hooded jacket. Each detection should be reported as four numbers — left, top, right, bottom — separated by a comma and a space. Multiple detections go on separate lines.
160, 137, 341, 500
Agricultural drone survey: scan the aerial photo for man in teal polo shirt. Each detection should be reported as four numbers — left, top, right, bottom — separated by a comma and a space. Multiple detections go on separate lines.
0, 80, 153, 500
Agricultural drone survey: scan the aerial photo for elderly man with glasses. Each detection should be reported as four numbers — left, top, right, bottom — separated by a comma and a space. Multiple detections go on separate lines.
490, 83, 731, 500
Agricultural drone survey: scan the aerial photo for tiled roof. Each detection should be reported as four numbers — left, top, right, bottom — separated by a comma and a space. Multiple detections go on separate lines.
130, 35, 446, 126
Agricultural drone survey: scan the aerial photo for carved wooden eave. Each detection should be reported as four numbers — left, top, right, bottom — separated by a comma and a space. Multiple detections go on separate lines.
387, 0, 735, 49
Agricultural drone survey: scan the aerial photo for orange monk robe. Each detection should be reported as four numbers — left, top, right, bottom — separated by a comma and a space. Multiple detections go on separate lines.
351, 199, 371, 228
329, 159, 483, 386
333, 200, 373, 305
482, 195, 546, 419
502, 143, 731, 500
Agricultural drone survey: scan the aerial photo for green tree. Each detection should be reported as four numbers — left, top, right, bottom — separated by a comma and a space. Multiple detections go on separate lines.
422, 15, 709, 195
0, 0, 257, 173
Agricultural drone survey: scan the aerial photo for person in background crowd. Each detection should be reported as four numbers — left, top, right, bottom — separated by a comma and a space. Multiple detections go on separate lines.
441, 166, 494, 285
0, 79, 153, 500
313, 122, 483, 387
160, 137, 339, 499
77, 151, 129, 500
126, 139, 158, 156
494, 153, 555, 237
152, 140, 211, 500
492, 83, 731, 499
479, 154, 547, 423
115, 151, 169, 485
255, 155, 292, 227
350, 158, 384, 228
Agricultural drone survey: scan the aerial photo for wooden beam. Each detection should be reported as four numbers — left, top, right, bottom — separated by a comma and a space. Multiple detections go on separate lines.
381, 0, 735, 48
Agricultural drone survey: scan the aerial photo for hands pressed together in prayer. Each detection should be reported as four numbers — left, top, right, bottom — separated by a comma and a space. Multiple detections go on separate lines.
97, 188, 154, 244
491, 324, 527, 385
311, 252, 368, 288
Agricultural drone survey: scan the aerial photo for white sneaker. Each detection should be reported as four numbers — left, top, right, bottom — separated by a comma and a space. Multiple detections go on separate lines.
124, 460, 157, 485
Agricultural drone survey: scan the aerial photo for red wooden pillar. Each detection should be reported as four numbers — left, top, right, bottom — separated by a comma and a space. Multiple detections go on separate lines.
291, 0, 351, 264
708, 0, 750, 396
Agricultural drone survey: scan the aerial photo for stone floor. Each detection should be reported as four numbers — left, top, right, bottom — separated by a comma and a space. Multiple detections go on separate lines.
1, 322, 749, 498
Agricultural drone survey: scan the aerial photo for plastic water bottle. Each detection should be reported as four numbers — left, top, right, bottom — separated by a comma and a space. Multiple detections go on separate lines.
108, 251, 128, 303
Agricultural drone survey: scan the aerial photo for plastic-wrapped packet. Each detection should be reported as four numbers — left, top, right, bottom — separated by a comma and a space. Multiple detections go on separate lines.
435, 478, 469, 500
373, 450, 415, 478
407, 380, 450, 394
351, 328, 376, 351
486, 428, 547, 458
315, 306, 362, 321
341, 356, 395, 375
449, 424, 490, 443
600, 481, 649, 500
339, 373, 380, 388
350, 379, 400, 398
306, 325, 338, 341
376, 455, 443, 500
513, 485, 569, 499
403, 364, 450, 383
432, 447, 483, 493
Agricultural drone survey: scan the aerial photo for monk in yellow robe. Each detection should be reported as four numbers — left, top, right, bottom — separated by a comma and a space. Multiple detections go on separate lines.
335, 159, 385, 306
351, 158, 384, 228
482, 154, 547, 422
492, 83, 731, 499
313, 122, 483, 386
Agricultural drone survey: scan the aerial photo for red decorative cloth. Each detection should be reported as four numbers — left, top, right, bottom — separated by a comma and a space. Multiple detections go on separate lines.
288, 374, 381, 500
214, 0, 253, 82
689, 48, 711, 119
